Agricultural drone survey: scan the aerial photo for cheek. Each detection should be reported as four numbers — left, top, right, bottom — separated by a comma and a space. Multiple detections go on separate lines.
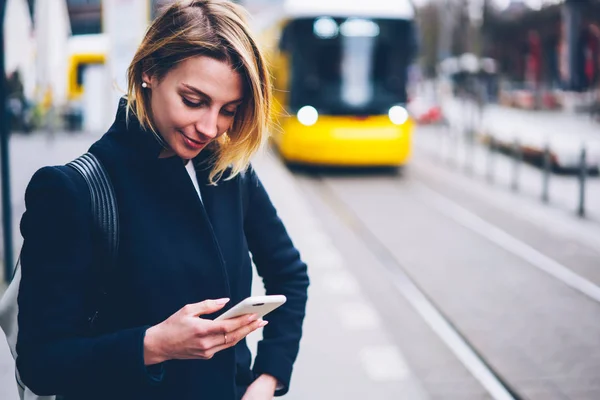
151, 90, 173, 129
154, 95, 192, 131
167, 108, 194, 131
217, 116, 234, 136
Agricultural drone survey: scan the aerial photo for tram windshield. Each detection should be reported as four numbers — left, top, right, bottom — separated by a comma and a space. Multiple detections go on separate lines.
280, 17, 417, 115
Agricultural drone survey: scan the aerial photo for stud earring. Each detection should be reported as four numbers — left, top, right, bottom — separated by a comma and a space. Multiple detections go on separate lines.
142, 82, 148, 88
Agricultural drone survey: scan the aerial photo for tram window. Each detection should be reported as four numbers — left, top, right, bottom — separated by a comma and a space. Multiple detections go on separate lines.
279, 23, 293, 52
77, 65, 85, 86
317, 43, 341, 82
284, 17, 413, 112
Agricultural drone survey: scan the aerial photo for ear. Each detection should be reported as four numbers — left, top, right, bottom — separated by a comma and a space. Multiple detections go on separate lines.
141, 72, 153, 88
141, 58, 155, 88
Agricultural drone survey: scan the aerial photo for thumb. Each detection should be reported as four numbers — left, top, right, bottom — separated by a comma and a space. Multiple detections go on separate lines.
186, 298, 230, 317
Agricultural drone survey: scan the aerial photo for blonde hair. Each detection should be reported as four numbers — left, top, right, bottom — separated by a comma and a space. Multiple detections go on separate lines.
127, 0, 271, 183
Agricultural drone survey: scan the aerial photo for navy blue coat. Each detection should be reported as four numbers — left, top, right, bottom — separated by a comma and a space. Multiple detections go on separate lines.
16, 101, 309, 400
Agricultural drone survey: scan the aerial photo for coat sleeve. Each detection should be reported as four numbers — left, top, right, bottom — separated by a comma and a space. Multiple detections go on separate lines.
243, 166, 309, 396
16, 166, 164, 396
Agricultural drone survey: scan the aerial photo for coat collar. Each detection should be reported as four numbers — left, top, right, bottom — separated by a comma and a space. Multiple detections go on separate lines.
107, 98, 216, 170
108, 98, 167, 160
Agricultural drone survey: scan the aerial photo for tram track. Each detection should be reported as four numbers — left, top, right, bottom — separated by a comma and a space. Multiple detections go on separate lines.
305, 172, 525, 400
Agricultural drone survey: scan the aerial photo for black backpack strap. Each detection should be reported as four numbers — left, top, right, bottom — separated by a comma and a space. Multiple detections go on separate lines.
67, 153, 119, 328
67, 153, 119, 268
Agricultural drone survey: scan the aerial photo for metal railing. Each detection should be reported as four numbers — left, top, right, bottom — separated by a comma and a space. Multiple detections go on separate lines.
421, 117, 597, 221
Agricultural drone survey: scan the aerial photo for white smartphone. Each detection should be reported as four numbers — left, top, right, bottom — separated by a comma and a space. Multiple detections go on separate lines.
215, 295, 287, 321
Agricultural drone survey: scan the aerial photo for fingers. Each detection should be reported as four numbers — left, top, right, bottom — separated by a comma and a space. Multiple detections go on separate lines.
184, 298, 230, 317
228, 318, 268, 345
198, 318, 269, 358
218, 313, 261, 333
195, 313, 260, 340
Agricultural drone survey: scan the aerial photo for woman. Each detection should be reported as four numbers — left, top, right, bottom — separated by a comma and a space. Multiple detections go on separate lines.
16, 1, 309, 399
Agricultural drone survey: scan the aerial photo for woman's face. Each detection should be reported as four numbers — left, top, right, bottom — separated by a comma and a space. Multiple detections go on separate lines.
143, 55, 244, 160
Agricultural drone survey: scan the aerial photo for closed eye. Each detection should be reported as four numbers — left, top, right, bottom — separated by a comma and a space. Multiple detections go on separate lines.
182, 97, 207, 108
221, 108, 238, 117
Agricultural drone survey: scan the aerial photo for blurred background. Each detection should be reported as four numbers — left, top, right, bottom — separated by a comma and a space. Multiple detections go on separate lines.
1, 0, 600, 399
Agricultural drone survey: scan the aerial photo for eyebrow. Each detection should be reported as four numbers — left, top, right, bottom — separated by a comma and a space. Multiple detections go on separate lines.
182, 83, 243, 106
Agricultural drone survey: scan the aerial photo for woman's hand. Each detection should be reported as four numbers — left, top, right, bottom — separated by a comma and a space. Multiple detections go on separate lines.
143, 298, 267, 364
241, 374, 278, 400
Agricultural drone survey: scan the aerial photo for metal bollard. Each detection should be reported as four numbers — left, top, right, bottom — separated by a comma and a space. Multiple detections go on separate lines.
511, 139, 522, 192
439, 122, 448, 164
444, 122, 451, 166
438, 124, 443, 163
578, 147, 587, 218
487, 136, 495, 184
452, 126, 460, 169
541, 145, 551, 203
464, 134, 473, 175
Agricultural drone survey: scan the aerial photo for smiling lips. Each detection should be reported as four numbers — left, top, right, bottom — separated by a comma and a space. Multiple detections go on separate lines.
180, 131, 208, 150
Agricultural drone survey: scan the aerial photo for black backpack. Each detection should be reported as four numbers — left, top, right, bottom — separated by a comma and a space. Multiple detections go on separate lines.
0, 152, 119, 400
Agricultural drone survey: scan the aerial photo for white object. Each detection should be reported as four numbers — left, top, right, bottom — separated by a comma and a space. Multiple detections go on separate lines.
297, 106, 319, 126
283, 0, 415, 20
34, 0, 71, 107
4, 0, 36, 100
0, 267, 54, 400
215, 295, 287, 321
313, 17, 339, 39
340, 18, 380, 37
389, 106, 409, 125
83, 64, 109, 134
185, 161, 203, 202
103, 0, 149, 122
341, 31, 375, 107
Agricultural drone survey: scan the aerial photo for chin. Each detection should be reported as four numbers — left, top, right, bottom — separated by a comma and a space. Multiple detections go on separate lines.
175, 149, 201, 160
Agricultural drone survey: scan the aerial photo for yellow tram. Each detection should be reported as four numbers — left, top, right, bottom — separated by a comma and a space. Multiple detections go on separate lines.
267, 0, 418, 167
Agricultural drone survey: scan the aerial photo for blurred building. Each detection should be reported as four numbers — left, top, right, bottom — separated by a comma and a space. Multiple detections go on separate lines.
34, 0, 71, 108
66, 0, 102, 35
478, 0, 600, 111
5, 0, 74, 109
4, 0, 36, 100
62, 0, 104, 108
484, 0, 600, 92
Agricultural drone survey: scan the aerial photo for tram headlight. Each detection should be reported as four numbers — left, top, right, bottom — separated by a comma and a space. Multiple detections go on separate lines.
314, 17, 339, 39
388, 106, 409, 125
297, 106, 319, 126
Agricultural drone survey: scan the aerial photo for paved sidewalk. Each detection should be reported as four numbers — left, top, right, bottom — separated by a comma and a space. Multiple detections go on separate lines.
248, 150, 429, 399
441, 97, 600, 169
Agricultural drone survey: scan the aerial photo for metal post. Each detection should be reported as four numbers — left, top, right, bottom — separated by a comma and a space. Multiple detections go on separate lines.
578, 147, 587, 218
468, 101, 477, 176
437, 122, 444, 164
487, 136, 495, 183
511, 139, 521, 192
0, 0, 15, 283
456, 123, 462, 169
440, 121, 448, 165
444, 120, 451, 166
541, 145, 551, 203
450, 123, 459, 169
464, 133, 473, 175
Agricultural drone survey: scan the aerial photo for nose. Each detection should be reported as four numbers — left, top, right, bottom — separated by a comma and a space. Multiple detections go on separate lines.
194, 108, 219, 140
